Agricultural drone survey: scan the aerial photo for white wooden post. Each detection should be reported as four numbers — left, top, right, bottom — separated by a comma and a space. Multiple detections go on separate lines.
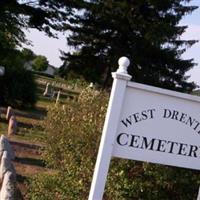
88, 57, 132, 200
197, 186, 200, 200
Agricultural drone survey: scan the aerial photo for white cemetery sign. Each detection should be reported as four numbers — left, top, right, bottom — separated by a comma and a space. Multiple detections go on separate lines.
89, 57, 200, 200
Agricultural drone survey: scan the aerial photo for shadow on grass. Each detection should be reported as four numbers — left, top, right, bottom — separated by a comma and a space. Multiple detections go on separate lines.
0, 107, 47, 120
17, 121, 43, 130
10, 141, 43, 150
15, 188, 24, 200
15, 157, 46, 167
0, 117, 8, 124
15, 174, 28, 200
0, 117, 43, 132
16, 174, 28, 183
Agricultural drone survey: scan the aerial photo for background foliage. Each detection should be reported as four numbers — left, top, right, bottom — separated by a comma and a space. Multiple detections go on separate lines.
61, 0, 197, 91
27, 88, 200, 200
32, 55, 49, 71
0, 67, 37, 107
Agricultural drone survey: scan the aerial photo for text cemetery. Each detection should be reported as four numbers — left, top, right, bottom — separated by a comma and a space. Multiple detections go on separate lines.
117, 133, 200, 158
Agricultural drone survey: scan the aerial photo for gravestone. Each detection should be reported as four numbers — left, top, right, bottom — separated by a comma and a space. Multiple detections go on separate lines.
8, 116, 17, 136
0, 171, 15, 200
43, 82, 53, 96
89, 82, 94, 88
0, 136, 16, 199
0, 135, 15, 160
0, 151, 16, 181
56, 90, 61, 104
6, 107, 14, 121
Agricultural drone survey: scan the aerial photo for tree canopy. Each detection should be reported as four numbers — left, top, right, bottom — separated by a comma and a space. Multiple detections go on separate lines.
32, 55, 49, 71
0, 0, 198, 92
60, 0, 198, 92
0, 0, 72, 64
0, 1, 198, 93
21, 48, 36, 61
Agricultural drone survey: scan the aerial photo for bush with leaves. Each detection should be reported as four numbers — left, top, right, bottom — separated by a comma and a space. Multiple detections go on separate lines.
27, 88, 200, 200
32, 55, 48, 72
0, 67, 37, 107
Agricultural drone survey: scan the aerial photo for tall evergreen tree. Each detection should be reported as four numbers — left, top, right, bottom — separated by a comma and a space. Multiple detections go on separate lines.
61, 0, 198, 92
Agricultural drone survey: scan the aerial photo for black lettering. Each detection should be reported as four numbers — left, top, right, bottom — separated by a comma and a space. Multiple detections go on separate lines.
179, 113, 187, 123
141, 110, 148, 120
140, 136, 155, 150
129, 135, 140, 148
167, 141, 178, 154
171, 110, 179, 120
188, 145, 198, 157
121, 116, 132, 127
163, 109, 171, 118
148, 109, 156, 119
132, 113, 141, 123
194, 121, 200, 131
177, 143, 188, 156
156, 139, 167, 152
185, 116, 196, 127
117, 133, 129, 146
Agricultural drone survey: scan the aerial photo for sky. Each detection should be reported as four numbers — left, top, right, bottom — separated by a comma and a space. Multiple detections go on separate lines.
24, 0, 200, 86
24, 29, 69, 68
180, 0, 200, 86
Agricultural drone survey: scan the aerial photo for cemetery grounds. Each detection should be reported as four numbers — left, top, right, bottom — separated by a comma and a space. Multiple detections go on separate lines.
0, 74, 80, 199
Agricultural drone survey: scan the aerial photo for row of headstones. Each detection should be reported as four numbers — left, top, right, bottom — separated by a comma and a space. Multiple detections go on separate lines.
43, 82, 95, 104
37, 79, 73, 91
0, 135, 16, 199
43, 82, 61, 104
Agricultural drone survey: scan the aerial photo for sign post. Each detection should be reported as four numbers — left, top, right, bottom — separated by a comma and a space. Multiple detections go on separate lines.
88, 57, 131, 200
89, 57, 200, 200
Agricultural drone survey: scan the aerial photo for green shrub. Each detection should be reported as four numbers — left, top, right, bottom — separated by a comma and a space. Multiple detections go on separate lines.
27, 88, 200, 200
0, 67, 37, 107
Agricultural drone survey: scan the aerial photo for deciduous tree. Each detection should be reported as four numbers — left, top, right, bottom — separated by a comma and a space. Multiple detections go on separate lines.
32, 55, 49, 71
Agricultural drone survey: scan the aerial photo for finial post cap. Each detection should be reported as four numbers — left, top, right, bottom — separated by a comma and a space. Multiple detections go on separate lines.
117, 57, 130, 74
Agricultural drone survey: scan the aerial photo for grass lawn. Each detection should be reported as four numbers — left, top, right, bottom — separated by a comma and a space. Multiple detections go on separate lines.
0, 75, 81, 199
0, 97, 56, 199
1, 98, 51, 144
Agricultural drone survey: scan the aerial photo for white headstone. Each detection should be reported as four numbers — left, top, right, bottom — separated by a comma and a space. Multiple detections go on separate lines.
43, 82, 53, 96
0, 151, 16, 181
0, 171, 15, 200
6, 107, 14, 121
0, 135, 15, 160
8, 116, 17, 136
56, 90, 61, 104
